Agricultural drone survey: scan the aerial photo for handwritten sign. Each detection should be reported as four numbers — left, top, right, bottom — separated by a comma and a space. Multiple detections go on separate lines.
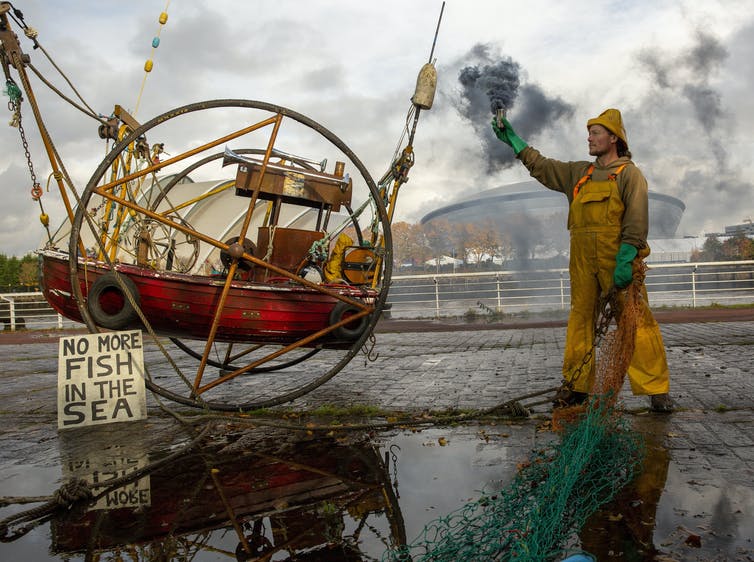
58, 331, 147, 429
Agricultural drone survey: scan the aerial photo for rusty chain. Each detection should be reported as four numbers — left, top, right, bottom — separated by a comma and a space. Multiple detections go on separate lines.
559, 285, 619, 392
7, 86, 42, 200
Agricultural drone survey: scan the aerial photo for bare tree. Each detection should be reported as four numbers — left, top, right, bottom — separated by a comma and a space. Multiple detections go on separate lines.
422, 218, 453, 266
391, 221, 431, 267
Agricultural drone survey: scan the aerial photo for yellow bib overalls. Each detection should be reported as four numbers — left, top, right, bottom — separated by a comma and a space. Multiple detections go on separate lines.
564, 165, 670, 395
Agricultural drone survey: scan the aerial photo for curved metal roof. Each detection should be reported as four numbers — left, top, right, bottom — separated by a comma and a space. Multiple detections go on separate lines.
420, 180, 686, 238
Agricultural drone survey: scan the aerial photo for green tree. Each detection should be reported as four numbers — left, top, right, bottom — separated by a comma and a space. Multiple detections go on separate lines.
0, 254, 20, 291
0, 253, 37, 291
691, 236, 723, 262
721, 233, 754, 260
19, 256, 39, 290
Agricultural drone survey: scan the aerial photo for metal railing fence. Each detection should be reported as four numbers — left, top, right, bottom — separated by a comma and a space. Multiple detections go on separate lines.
386, 260, 754, 320
1, 261, 753, 330
0, 292, 74, 331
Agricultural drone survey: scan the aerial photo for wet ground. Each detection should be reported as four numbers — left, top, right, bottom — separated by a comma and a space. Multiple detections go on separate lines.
1, 313, 754, 560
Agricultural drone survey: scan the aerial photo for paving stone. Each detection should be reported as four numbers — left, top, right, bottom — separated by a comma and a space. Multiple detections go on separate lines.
2, 319, 754, 503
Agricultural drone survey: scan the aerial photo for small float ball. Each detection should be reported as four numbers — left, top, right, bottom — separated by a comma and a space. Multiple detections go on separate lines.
228, 242, 245, 260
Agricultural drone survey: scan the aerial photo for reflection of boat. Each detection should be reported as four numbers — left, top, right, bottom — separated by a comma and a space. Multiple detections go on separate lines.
40, 249, 377, 345
51, 434, 406, 560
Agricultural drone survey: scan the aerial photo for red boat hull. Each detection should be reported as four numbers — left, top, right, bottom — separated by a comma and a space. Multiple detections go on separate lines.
40, 251, 376, 344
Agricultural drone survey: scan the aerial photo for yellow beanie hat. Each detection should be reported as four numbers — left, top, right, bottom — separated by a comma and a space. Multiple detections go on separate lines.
587, 108, 628, 147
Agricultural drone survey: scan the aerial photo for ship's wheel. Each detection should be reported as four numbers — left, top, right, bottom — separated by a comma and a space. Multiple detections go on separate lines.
67, 99, 392, 411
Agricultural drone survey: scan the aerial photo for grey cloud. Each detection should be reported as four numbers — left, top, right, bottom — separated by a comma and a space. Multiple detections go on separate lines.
684, 30, 728, 75
629, 26, 752, 234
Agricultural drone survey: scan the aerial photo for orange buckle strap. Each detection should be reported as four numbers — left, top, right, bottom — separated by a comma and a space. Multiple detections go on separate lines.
608, 163, 628, 180
572, 164, 595, 198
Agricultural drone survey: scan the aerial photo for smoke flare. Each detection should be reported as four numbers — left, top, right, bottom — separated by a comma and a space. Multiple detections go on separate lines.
454, 44, 574, 172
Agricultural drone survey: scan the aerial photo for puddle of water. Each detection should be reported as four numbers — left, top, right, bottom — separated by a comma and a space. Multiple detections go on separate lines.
577, 417, 754, 561
1, 420, 753, 561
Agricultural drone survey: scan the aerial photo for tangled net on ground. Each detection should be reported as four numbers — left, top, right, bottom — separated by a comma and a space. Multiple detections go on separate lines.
384, 279, 647, 561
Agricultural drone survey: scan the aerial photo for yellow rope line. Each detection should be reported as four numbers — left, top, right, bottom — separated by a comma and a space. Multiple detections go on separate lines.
133, 0, 171, 119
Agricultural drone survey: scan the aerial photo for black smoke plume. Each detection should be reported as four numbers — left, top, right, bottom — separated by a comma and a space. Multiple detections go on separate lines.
637, 30, 728, 166
632, 27, 746, 234
455, 44, 574, 173
458, 54, 520, 114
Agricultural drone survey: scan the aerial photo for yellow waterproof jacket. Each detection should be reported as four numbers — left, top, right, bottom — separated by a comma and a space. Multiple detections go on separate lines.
517, 146, 649, 250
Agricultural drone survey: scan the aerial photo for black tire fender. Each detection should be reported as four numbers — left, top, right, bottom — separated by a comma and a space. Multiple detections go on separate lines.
87, 272, 140, 330
328, 301, 369, 341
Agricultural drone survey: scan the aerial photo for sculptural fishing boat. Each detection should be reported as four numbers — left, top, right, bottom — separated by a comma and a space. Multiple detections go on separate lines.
2, 2, 442, 411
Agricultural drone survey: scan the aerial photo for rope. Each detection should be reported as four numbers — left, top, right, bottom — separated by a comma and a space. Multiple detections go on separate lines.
27, 63, 105, 123
0, 477, 93, 541
170, 384, 562, 436
8, 9, 104, 122
52, 478, 93, 505
308, 235, 330, 261
262, 224, 277, 262
133, 0, 171, 118
4, 7, 93, 123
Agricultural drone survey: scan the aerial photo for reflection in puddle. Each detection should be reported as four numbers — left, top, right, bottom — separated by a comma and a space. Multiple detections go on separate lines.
51, 428, 406, 560
578, 416, 754, 560
579, 418, 670, 559
1, 418, 753, 560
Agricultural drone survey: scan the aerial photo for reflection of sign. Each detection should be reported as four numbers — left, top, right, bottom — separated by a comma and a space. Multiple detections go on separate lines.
57, 331, 147, 429
64, 444, 151, 511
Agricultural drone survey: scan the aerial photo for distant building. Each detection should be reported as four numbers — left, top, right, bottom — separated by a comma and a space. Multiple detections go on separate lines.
420, 180, 688, 264
643, 237, 701, 263
421, 180, 685, 238
723, 220, 754, 237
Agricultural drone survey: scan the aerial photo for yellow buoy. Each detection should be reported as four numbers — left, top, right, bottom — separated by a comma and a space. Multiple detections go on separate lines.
159, 12, 168, 24
40, 213, 49, 226
144, 59, 154, 72
411, 62, 437, 110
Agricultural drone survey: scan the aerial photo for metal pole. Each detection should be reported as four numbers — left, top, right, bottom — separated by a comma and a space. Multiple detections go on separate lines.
427, 2, 445, 64
9, 297, 16, 332
434, 277, 440, 319
496, 273, 502, 313
692, 266, 697, 308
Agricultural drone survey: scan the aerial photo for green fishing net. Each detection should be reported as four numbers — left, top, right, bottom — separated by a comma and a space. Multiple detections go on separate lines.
385, 281, 647, 561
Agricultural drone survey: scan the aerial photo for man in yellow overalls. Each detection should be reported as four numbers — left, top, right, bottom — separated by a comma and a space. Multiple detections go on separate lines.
491, 108, 672, 412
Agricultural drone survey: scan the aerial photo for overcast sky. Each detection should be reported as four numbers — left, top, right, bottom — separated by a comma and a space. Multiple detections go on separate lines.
2, 0, 754, 256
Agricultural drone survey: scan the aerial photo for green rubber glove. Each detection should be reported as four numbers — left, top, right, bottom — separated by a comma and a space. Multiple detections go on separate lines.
491, 117, 528, 155
613, 243, 638, 289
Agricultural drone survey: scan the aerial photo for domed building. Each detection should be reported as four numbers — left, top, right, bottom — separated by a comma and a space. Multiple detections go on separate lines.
420, 180, 686, 264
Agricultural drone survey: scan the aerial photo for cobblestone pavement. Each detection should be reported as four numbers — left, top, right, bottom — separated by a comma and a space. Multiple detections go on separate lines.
2, 318, 754, 558
2, 319, 754, 467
